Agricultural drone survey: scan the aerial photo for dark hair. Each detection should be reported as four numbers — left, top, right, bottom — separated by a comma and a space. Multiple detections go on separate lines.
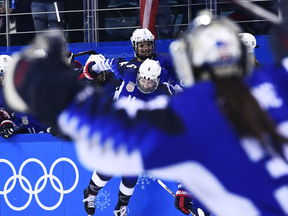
215, 77, 288, 155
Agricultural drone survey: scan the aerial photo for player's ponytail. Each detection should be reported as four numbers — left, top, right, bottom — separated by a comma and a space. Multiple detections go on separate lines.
215, 77, 288, 155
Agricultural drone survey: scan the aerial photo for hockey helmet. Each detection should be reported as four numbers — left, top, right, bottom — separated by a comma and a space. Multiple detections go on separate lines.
169, 10, 247, 87
0, 54, 13, 86
130, 28, 155, 60
0, 54, 13, 74
238, 33, 257, 53
136, 59, 161, 94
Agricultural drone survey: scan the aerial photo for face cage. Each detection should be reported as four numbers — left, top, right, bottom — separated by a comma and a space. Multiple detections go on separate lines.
136, 75, 159, 94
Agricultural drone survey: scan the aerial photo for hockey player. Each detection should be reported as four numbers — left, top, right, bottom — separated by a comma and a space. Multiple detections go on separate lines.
82, 28, 182, 93
80, 39, 178, 216
83, 58, 175, 216
12, 112, 53, 134
0, 55, 14, 138
0, 52, 57, 137
4, 11, 288, 216
0, 54, 13, 106
238, 32, 259, 68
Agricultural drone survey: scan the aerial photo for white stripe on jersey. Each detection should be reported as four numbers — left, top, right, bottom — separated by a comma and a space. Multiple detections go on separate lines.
92, 58, 113, 72
113, 81, 125, 101
282, 57, 288, 72
114, 95, 170, 118
274, 186, 288, 214
57, 112, 144, 176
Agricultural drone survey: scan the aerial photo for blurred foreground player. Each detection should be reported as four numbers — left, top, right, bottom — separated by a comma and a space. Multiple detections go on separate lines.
3, 12, 288, 216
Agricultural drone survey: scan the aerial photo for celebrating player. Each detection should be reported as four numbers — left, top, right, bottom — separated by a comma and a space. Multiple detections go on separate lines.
81, 28, 182, 93
4, 10, 288, 216
83, 58, 175, 216
79, 31, 180, 216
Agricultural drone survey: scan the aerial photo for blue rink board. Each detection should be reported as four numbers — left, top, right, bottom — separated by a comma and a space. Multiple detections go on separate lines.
0, 134, 186, 216
0, 35, 275, 67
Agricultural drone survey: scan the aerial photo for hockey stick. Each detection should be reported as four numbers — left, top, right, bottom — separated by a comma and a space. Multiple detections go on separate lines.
54, 1, 66, 50
73, 50, 98, 57
157, 180, 205, 216
228, 0, 282, 25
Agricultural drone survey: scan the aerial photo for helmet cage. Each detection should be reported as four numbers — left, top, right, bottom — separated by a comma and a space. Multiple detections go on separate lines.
136, 74, 159, 94
136, 59, 161, 94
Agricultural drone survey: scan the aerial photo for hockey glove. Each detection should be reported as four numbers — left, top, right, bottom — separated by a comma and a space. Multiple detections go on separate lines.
83, 61, 97, 80
0, 120, 14, 138
83, 54, 107, 80
174, 189, 193, 215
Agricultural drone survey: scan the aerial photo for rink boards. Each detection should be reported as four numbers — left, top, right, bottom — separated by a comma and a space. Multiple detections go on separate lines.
0, 35, 274, 67
0, 133, 185, 216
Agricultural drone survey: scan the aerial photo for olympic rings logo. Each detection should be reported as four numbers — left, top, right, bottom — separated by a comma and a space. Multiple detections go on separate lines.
0, 157, 79, 211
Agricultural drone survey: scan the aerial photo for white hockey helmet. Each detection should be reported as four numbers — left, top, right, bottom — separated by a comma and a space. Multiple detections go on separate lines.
170, 10, 247, 87
130, 28, 155, 59
0, 54, 13, 86
136, 59, 161, 94
238, 33, 257, 53
0, 54, 13, 73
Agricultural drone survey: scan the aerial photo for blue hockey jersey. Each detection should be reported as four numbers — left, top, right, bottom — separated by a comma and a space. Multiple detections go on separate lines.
56, 60, 288, 216
13, 112, 49, 134
91, 53, 182, 93
89, 54, 179, 100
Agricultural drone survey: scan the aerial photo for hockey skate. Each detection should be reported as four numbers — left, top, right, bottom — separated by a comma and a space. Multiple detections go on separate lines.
83, 188, 96, 216
113, 205, 128, 216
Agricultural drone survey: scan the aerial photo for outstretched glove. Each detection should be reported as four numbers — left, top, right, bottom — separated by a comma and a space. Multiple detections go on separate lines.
83, 54, 106, 80
0, 120, 14, 138
174, 189, 193, 215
